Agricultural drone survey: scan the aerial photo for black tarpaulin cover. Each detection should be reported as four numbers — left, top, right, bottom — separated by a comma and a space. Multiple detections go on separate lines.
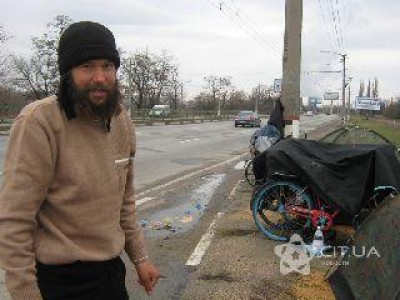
264, 139, 400, 216
328, 195, 400, 299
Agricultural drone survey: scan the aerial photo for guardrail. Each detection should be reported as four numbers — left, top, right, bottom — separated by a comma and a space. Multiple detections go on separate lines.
0, 107, 269, 130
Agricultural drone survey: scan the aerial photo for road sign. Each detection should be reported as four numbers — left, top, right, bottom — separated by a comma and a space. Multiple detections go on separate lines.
274, 79, 282, 93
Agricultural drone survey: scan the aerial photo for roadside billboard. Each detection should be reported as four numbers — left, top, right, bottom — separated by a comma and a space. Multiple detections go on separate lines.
324, 92, 339, 100
355, 97, 381, 111
309, 96, 322, 105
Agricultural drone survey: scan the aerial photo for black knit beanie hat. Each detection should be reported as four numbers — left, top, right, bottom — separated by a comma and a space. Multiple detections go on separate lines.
57, 21, 120, 75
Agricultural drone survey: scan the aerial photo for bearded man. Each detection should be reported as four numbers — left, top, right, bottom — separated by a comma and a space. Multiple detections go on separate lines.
0, 21, 159, 300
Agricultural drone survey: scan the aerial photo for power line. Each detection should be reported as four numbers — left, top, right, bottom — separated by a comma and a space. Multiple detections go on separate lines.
327, 0, 343, 53
225, 0, 281, 54
317, 0, 337, 54
333, 0, 346, 53
206, 0, 282, 63
342, 0, 348, 52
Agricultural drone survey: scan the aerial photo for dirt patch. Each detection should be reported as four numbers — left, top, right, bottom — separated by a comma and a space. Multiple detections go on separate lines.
250, 275, 298, 300
217, 228, 258, 237
198, 272, 236, 283
291, 271, 335, 300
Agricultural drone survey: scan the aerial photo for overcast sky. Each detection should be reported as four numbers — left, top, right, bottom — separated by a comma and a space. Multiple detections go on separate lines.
2, 0, 399, 100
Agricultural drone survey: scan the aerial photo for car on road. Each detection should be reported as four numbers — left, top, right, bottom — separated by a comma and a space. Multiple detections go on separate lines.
234, 110, 261, 127
305, 110, 314, 116
149, 105, 171, 118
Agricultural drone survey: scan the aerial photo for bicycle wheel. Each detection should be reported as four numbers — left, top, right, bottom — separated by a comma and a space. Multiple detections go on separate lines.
244, 158, 256, 186
251, 180, 315, 241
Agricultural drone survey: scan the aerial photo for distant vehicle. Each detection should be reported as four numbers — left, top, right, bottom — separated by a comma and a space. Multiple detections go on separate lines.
234, 110, 261, 127
305, 111, 314, 116
149, 105, 171, 118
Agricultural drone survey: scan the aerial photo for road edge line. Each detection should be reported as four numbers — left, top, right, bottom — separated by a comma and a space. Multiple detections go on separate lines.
185, 212, 224, 266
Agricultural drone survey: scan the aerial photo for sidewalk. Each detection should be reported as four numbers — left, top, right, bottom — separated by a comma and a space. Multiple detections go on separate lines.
181, 120, 343, 300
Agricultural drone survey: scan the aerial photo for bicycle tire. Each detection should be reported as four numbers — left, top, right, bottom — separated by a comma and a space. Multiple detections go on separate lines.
251, 180, 315, 241
244, 158, 256, 186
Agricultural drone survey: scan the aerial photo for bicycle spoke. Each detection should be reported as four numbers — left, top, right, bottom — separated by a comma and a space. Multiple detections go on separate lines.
252, 181, 315, 241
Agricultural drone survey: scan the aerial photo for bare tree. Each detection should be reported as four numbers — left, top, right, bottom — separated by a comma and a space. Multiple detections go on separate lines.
121, 49, 180, 109
192, 92, 214, 110
249, 84, 275, 113
203, 76, 232, 114
358, 80, 364, 97
164, 66, 182, 109
366, 79, 371, 97
372, 77, 379, 98
11, 15, 73, 99
0, 24, 11, 85
226, 90, 248, 110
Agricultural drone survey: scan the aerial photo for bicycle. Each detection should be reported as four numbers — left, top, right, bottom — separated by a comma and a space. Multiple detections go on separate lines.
251, 173, 398, 242
244, 157, 256, 186
250, 136, 400, 242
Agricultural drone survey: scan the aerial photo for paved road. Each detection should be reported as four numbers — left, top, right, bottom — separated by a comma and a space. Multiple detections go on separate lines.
0, 114, 340, 299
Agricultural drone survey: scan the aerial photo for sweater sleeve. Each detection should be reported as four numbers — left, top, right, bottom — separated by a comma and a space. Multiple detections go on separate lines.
120, 121, 148, 264
0, 113, 55, 299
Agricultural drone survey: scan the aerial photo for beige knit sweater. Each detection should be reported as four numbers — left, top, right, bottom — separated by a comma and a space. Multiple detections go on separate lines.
0, 96, 147, 299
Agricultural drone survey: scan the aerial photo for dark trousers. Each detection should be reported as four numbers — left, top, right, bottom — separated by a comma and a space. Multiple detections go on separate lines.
36, 256, 129, 300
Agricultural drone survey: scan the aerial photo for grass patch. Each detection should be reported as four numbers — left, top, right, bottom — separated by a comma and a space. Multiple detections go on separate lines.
350, 115, 400, 148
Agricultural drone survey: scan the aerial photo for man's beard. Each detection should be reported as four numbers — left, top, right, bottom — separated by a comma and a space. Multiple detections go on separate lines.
69, 80, 121, 131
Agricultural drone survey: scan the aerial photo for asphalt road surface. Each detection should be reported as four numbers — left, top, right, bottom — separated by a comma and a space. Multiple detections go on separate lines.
0, 114, 339, 299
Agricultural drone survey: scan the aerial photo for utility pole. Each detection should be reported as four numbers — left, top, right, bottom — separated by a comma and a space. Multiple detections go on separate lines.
180, 83, 184, 106
341, 54, 347, 120
320, 52, 347, 119
255, 83, 260, 115
347, 76, 352, 121
281, 0, 302, 138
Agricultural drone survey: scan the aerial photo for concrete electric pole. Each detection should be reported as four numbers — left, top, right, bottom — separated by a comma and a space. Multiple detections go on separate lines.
347, 76, 353, 121
341, 54, 347, 119
255, 83, 261, 115
281, 0, 302, 138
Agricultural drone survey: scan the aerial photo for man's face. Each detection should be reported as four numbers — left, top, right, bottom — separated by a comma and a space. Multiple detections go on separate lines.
71, 59, 117, 107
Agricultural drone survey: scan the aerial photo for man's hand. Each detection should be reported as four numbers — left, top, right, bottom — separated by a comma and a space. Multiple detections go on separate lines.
135, 259, 160, 295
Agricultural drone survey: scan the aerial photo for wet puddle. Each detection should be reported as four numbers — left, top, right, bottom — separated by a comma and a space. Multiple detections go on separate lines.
140, 174, 225, 238
234, 160, 246, 170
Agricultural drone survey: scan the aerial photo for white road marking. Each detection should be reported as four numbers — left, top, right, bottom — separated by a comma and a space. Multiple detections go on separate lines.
135, 197, 154, 206
228, 179, 243, 200
179, 138, 200, 144
136, 152, 247, 200
185, 212, 224, 266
